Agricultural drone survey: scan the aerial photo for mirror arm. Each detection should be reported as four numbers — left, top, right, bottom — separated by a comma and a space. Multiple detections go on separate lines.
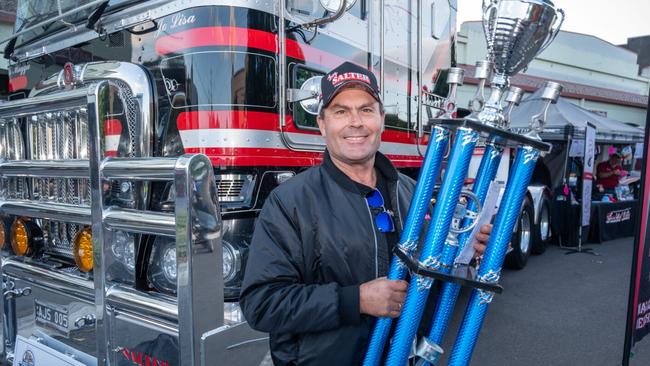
293, 1, 348, 30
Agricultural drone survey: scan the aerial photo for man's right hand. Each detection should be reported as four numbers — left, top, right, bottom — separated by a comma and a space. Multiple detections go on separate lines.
359, 278, 408, 318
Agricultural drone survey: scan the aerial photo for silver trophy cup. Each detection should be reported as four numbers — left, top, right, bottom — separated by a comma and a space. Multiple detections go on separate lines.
479, 0, 564, 128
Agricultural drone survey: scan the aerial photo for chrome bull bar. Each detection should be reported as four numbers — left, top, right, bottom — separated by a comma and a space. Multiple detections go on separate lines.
0, 72, 267, 365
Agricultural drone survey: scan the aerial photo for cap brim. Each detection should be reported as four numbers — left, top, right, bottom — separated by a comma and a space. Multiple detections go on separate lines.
321, 80, 381, 109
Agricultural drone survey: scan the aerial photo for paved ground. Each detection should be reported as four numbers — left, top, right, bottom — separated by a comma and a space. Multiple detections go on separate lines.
5, 236, 648, 365
434, 237, 650, 366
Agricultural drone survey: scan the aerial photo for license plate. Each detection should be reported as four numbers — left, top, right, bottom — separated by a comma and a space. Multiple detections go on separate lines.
34, 300, 69, 334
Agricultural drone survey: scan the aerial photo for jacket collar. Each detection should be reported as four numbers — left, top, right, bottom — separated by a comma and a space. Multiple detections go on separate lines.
322, 149, 399, 195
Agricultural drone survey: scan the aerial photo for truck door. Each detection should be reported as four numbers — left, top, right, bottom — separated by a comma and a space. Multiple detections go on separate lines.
380, 0, 455, 163
279, 0, 371, 151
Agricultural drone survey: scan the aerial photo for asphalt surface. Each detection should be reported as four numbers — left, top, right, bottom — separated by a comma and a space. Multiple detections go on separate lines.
433, 237, 650, 366
4, 236, 649, 365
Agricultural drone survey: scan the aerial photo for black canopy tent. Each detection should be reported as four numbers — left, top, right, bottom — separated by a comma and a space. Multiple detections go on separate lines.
508, 90, 645, 190
509, 89, 645, 144
508, 90, 645, 247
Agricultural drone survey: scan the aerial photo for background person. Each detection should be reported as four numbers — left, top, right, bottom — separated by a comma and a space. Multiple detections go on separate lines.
597, 152, 626, 193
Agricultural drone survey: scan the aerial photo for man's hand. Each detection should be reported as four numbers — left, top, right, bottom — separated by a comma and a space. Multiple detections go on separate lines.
473, 223, 491, 255
473, 223, 495, 266
359, 277, 408, 318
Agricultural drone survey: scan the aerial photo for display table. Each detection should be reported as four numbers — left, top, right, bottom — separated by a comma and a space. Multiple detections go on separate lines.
588, 200, 638, 243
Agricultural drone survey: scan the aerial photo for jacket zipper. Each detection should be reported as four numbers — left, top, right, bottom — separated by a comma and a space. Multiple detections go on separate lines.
395, 181, 405, 231
364, 199, 379, 278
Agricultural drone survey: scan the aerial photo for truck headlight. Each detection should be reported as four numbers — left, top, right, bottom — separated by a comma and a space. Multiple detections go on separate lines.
148, 236, 243, 296
161, 246, 177, 283
222, 241, 241, 283
111, 231, 135, 273
148, 237, 177, 295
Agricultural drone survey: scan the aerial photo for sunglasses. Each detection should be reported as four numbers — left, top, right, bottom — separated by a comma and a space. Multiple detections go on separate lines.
365, 189, 395, 233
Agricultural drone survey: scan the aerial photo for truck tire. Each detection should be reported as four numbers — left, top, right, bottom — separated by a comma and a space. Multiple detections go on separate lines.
531, 195, 551, 255
504, 196, 533, 270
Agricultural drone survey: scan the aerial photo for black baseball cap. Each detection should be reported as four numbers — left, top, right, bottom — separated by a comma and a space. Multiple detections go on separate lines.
320, 62, 381, 109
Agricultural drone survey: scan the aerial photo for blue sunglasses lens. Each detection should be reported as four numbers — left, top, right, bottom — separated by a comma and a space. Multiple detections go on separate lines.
365, 189, 394, 233
366, 189, 384, 207
375, 211, 395, 233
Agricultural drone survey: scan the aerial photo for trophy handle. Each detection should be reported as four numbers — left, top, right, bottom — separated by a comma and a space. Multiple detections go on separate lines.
481, 0, 497, 12
449, 190, 482, 234
537, 8, 565, 56
482, 2, 498, 54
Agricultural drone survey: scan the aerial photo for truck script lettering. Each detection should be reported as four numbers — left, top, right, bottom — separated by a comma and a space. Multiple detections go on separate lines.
155, 12, 196, 38
121, 348, 170, 366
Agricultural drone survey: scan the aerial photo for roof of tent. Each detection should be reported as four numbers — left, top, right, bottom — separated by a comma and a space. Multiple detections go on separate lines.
509, 89, 645, 144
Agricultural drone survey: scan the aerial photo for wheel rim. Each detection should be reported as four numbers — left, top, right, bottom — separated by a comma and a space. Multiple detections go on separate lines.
539, 203, 550, 242
520, 210, 531, 254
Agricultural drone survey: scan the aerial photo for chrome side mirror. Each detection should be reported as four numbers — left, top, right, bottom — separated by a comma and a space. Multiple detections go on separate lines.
287, 76, 322, 116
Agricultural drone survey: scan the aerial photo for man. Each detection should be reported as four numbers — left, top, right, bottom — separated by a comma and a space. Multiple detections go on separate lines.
596, 152, 625, 192
240, 62, 490, 365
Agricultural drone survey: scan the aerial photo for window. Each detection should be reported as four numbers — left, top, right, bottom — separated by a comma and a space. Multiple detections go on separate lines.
290, 65, 324, 130
160, 51, 276, 108
287, 0, 367, 20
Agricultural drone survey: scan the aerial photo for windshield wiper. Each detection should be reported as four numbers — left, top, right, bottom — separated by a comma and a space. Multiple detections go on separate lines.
3, 37, 17, 60
86, 1, 110, 30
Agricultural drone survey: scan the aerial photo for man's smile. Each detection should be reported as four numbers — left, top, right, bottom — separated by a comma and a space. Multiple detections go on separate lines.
343, 135, 369, 142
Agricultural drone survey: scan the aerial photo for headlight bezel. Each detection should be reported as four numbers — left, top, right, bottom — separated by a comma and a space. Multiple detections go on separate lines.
222, 240, 241, 284
147, 236, 177, 295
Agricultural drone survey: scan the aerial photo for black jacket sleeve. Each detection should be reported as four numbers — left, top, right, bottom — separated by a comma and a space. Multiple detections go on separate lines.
240, 191, 357, 334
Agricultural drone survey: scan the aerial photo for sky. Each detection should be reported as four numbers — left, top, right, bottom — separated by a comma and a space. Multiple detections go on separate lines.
456, 0, 650, 45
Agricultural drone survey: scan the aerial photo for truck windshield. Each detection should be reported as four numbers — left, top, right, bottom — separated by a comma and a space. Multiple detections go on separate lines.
13, 0, 136, 46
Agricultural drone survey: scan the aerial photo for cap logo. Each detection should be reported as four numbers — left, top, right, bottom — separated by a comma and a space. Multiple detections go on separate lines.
327, 72, 371, 87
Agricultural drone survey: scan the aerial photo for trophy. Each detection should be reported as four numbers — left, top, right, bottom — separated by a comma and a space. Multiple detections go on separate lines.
479, 0, 564, 129
363, 1, 565, 366
362, 69, 464, 366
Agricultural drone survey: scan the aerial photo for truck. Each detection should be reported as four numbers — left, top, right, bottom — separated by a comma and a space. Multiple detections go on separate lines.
0, 0, 459, 364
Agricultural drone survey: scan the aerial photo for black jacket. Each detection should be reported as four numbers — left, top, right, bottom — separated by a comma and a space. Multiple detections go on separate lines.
240, 151, 417, 365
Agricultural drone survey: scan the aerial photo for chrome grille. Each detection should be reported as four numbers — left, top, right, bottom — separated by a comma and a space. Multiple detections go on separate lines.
0, 117, 27, 200
218, 179, 245, 200
28, 110, 91, 205
215, 174, 256, 208
24, 109, 90, 257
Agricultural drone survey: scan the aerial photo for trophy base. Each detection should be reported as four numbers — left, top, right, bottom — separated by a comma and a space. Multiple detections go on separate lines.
393, 247, 503, 294
430, 118, 552, 153
412, 337, 444, 366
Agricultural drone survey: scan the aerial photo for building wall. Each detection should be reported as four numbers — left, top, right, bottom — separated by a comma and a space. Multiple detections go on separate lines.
456, 21, 650, 127
625, 36, 650, 75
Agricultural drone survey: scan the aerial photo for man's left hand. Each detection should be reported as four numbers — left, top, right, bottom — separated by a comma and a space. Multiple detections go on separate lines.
472, 223, 492, 266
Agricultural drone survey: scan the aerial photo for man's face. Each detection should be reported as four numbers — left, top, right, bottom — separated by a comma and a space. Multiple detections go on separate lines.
610, 156, 621, 165
317, 87, 384, 167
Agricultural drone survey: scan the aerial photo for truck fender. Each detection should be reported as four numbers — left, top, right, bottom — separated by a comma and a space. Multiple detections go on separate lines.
527, 185, 551, 226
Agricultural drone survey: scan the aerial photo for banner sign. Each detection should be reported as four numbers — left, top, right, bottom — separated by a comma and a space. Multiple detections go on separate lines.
623, 91, 650, 365
581, 123, 596, 227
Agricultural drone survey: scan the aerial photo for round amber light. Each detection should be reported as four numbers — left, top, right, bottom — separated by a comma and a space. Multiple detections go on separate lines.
73, 227, 94, 272
0, 220, 5, 250
11, 219, 30, 256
